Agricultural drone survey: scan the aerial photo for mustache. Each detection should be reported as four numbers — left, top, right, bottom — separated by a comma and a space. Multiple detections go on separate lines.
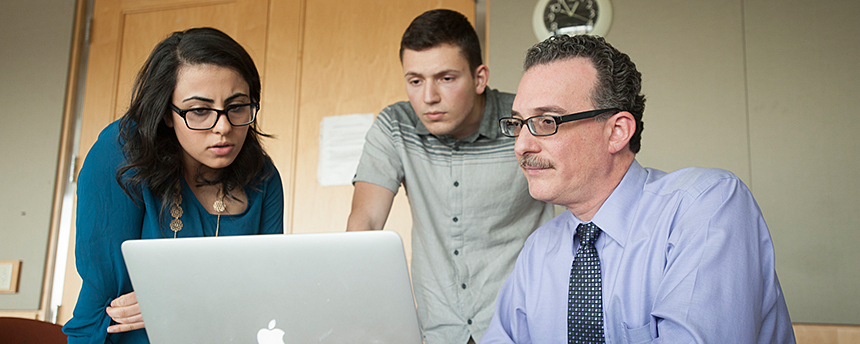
519, 155, 554, 169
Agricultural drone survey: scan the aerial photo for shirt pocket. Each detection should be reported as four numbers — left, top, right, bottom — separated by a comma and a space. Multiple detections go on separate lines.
620, 321, 652, 344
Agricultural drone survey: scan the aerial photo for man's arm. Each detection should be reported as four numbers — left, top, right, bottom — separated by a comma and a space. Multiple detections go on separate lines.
649, 176, 794, 343
346, 181, 396, 231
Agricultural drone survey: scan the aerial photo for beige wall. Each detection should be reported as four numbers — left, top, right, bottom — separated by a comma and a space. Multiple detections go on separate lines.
744, 0, 860, 324
489, 0, 860, 324
0, 0, 75, 311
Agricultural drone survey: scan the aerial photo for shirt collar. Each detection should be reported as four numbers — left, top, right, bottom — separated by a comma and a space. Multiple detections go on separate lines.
414, 89, 500, 143
575, 159, 646, 248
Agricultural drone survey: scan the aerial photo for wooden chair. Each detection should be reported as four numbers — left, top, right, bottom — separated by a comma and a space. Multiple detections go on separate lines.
0, 317, 67, 344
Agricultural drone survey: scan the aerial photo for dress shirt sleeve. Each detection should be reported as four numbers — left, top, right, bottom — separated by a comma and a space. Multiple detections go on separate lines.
650, 176, 793, 343
62, 123, 148, 343
352, 108, 405, 194
258, 160, 284, 234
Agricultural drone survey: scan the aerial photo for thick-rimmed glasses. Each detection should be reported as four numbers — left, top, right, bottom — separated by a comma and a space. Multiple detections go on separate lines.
170, 103, 259, 130
499, 108, 620, 137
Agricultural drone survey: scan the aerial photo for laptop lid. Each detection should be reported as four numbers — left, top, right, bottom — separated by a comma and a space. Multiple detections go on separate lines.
121, 231, 422, 344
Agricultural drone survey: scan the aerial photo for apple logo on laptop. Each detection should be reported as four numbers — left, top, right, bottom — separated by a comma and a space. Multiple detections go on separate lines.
257, 319, 286, 344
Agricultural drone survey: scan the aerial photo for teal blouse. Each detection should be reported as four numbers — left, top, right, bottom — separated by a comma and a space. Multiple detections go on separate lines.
63, 120, 284, 343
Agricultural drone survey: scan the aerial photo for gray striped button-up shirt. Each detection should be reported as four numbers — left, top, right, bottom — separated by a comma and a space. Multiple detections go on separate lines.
354, 88, 554, 344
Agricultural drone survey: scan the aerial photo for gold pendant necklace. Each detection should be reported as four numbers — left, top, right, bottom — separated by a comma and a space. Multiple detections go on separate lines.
170, 182, 226, 238
170, 192, 183, 238
213, 197, 226, 237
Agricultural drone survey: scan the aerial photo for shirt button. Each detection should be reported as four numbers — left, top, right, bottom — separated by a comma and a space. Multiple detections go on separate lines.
461, 283, 467, 289
467, 319, 472, 325
453, 181, 459, 187
453, 217, 459, 223
453, 249, 459, 255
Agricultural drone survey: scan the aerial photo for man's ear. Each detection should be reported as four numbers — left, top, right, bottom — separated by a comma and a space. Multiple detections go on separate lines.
474, 64, 489, 95
606, 111, 635, 154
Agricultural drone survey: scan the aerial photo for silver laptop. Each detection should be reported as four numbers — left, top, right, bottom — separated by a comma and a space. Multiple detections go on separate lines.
121, 231, 423, 344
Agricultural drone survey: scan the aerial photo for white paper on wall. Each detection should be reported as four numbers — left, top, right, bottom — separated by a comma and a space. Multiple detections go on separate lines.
317, 113, 375, 187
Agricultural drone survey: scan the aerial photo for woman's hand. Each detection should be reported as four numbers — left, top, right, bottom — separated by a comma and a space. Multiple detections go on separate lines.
105, 291, 145, 333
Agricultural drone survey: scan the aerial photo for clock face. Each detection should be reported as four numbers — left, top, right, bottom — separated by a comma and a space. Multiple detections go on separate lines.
544, 0, 598, 36
532, 0, 612, 41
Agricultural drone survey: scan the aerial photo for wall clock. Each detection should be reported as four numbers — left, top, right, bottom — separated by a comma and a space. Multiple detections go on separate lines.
532, 0, 613, 41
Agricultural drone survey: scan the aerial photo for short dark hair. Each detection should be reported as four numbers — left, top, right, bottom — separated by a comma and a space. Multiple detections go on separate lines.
117, 27, 271, 212
400, 9, 483, 74
524, 35, 645, 153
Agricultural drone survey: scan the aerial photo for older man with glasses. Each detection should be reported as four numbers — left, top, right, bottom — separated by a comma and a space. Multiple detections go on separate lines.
482, 34, 795, 344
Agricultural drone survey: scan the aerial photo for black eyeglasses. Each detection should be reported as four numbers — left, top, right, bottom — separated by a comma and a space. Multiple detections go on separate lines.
170, 103, 259, 130
499, 108, 621, 137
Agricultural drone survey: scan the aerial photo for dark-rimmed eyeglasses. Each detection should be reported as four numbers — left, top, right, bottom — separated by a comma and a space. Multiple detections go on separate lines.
170, 103, 259, 130
499, 108, 621, 137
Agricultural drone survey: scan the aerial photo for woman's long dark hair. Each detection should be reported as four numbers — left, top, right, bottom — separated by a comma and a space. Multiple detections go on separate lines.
116, 27, 271, 211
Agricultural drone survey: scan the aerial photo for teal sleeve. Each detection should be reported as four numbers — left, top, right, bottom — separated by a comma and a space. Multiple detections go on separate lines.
63, 120, 149, 343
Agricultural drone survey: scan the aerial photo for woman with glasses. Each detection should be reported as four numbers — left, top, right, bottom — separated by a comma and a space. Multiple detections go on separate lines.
63, 27, 284, 344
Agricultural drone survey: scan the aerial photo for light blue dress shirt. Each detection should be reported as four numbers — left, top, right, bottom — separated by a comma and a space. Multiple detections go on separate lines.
483, 160, 795, 344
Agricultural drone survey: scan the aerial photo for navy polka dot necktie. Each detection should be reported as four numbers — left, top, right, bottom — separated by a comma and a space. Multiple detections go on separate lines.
568, 222, 605, 343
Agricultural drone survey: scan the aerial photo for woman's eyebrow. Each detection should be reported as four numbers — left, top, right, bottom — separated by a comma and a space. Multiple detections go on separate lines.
181, 92, 249, 104
225, 93, 250, 103
181, 96, 214, 103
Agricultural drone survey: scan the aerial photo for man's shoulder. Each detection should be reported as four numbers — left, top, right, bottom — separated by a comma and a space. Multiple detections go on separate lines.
486, 88, 516, 116
371, 101, 421, 133
378, 100, 418, 121
643, 166, 742, 197
487, 88, 516, 101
